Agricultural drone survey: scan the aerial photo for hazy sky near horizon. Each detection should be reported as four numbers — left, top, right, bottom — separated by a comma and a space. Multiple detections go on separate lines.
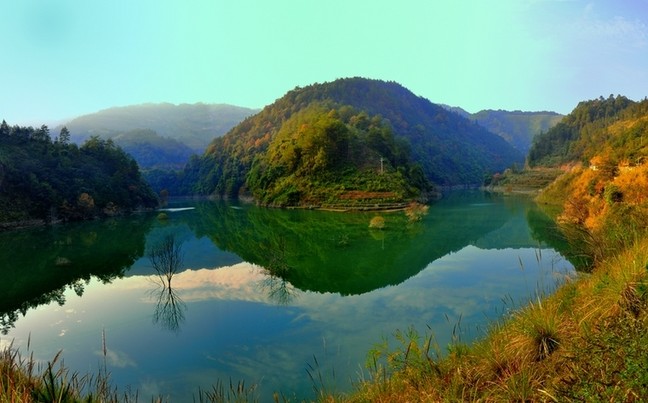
2, 0, 648, 125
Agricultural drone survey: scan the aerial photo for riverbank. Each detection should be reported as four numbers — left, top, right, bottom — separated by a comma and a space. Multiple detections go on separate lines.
484, 167, 565, 195
340, 166, 648, 401
340, 236, 648, 401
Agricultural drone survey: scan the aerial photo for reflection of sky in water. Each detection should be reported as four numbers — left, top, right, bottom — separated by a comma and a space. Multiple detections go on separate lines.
3, 245, 573, 401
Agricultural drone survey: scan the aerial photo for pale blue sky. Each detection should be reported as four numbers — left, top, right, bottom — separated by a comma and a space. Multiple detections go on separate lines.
2, 0, 648, 125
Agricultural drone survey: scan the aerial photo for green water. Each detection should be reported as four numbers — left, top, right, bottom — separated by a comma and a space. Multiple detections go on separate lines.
1, 191, 575, 401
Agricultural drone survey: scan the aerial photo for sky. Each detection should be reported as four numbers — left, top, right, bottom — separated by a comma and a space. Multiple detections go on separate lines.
2, 0, 648, 125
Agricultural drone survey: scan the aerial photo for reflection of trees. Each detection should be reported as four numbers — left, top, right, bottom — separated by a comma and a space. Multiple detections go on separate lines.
184, 191, 579, 295
258, 239, 299, 305
147, 235, 187, 333
526, 208, 586, 269
0, 216, 152, 334
148, 235, 184, 288
151, 286, 186, 333
187, 195, 514, 296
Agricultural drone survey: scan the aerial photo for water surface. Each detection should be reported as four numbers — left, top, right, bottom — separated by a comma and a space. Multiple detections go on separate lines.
1, 191, 575, 401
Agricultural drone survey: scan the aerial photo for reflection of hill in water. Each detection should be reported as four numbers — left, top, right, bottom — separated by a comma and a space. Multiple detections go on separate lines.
1, 192, 572, 333
0, 217, 152, 334
186, 191, 561, 296
472, 195, 562, 250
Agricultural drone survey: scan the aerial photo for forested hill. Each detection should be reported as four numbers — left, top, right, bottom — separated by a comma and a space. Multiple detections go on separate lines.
471, 110, 563, 154
179, 78, 523, 203
528, 95, 646, 167
441, 105, 563, 154
61, 103, 257, 152
0, 121, 157, 226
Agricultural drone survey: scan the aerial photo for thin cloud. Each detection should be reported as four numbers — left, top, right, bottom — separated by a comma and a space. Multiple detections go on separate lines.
577, 3, 648, 50
96, 348, 137, 368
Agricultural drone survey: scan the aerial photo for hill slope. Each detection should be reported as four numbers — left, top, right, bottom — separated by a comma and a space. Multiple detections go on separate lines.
442, 105, 563, 153
111, 129, 195, 169
528, 95, 639, 167
58, 103, 256, 169
180, 78, 523, 203
471, 109, 563, 154
0, 122, 157, 225
62, 103, 257, 151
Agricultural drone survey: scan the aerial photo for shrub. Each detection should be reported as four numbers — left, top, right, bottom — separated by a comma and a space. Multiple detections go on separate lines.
369, 216, 385, 229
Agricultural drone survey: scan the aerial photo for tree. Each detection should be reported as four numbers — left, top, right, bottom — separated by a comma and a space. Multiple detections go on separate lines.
0, 120, 9, 137
32, 125, 50, 142
148, 235, 184, 289
58, 126, 71, 145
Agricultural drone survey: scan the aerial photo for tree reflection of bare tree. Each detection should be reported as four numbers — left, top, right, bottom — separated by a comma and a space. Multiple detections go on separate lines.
152, 286, 186, 333
147, 235, 187, 333
259, 238, 299, 305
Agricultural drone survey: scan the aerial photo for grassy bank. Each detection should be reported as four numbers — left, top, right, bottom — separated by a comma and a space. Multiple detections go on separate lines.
343, 238, 648, 402
343, 166, 648, 401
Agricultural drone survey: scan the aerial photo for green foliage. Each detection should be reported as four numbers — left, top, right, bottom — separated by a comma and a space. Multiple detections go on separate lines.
469, 109, 563, 153
0, 121, 157, 225
184, 78, 524, 201
244, 103, 425, 206
111, 129, 195, 169
528, 95, 641, 167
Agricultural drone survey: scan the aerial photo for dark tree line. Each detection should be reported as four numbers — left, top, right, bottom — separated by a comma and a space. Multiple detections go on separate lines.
0, 120, 157, 224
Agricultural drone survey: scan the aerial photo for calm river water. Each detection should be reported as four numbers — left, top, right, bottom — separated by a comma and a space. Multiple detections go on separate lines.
1, 191, 575, 401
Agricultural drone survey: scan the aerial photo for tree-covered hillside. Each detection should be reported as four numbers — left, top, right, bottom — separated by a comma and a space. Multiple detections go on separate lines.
0, 121, 157, 226
471, 110, 563, 153
534, 96, 648, 266
178, 78, 523, 203
528, 95, 638, 167
111, 129, 194, 169
441, 105, 563, 154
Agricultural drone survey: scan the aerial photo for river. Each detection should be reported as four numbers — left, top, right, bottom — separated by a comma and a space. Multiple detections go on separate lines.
0, 191, 575, 401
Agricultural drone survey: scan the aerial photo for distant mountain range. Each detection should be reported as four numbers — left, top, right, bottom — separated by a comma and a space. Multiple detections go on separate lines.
58, 103, 257, 169
441, 105, 563, 154
55, 85, 564, 187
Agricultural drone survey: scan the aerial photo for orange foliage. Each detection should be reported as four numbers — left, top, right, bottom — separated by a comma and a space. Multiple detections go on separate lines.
560, 161, 648, 232
613, 163, 648, 205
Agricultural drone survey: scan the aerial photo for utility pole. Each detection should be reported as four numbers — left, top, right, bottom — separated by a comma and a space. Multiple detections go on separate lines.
380, 157, 384, 174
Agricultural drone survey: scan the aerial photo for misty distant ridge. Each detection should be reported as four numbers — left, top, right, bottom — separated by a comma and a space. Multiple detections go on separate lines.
440, 104, 564, 154
58, 102, 258, 151
48, 98, 563, 171
54, 102, 258, 169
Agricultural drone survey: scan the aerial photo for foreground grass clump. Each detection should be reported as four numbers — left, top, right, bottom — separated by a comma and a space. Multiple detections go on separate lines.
0, 343, 123, 403
344, 238, 648, 402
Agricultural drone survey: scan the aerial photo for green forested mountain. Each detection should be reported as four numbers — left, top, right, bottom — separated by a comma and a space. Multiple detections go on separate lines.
441, 105, 563, 153
528, 95, 644, 167
177, 78, 523, 204
471, 110, 563, 154
0, 121, 157, 225
111, 129, 194, 169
